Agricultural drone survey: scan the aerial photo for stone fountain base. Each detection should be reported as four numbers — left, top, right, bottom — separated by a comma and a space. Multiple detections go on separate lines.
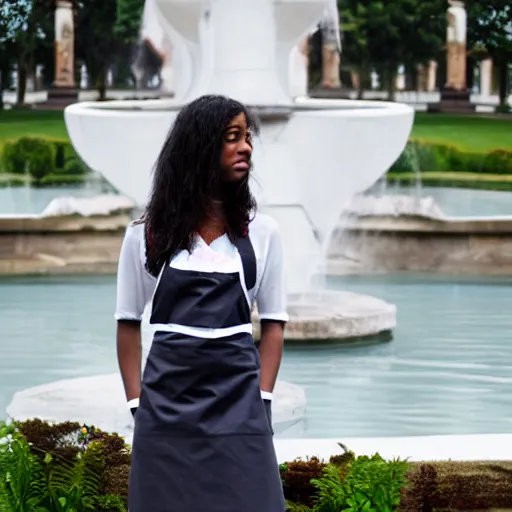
6, 374, 307, 444
254, 290, 396, 342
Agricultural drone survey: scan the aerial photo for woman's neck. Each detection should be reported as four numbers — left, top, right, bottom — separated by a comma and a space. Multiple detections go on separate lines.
205, 199, 224, 220
198, 200, 226, 245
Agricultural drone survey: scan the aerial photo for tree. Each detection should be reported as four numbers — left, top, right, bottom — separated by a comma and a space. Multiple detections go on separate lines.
338, 1, 372, 98
339, 0, 445, 100
114, 0, 145, 87
0, 0, 30, 110
467, 0, 512, 110
115, 0, 145, 46
14, 0, 54, 104
75, 0, 119, 100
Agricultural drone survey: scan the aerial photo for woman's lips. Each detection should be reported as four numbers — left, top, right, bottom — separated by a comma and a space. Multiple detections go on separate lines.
233, 160, 250, 170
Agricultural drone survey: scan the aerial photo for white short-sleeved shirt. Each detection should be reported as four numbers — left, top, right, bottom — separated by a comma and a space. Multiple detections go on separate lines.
115, 213, 289, 324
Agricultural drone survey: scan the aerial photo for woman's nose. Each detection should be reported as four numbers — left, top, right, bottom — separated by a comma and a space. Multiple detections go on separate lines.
239, 139, 252, 155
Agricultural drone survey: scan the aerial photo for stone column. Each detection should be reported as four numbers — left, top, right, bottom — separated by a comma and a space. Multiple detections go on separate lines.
445, 0, 467, 91
480, 58, 492, 97
416, 64, 427, 91
428, 1, 473, 112
427, 60, 438, 91
54, 0, 75, 88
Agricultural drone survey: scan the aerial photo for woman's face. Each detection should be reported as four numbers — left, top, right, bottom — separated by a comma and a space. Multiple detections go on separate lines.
219, 112, 253, 184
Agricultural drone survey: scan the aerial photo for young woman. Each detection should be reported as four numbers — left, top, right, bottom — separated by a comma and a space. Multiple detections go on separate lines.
115, 95, 288, 511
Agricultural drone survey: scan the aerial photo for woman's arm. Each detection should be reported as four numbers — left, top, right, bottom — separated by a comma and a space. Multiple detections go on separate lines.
259, 321, 284, 394
115, 223, 155, 415
256, 219, 289, 397
117, 320, 142, 407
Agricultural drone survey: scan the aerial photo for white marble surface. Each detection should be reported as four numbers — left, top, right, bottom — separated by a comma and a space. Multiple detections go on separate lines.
6, 373, 306, 443
274, 433, 512, 463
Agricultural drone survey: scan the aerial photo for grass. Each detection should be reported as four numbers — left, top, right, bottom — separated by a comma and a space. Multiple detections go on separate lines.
0, 109, 510, 152
0, 110, 68, 149
387, 171, 512, 192
411, 113, 512, 153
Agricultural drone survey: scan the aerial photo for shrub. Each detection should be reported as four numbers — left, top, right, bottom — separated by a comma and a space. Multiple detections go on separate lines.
63, 157, 88, 175
2, 137, 56, 180
0, 176, 29, 187
401, 461, 512, 511
0, 419, 129, 512
39, 174, 88, 186
388, 143, 420, 174
482, 149, 512, 174
389, 139, 511, 175
54, 141, 67, 169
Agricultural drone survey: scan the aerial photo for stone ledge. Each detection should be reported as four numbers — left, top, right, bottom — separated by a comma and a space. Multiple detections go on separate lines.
0, 213, 131, 233
341, 215, 512, 234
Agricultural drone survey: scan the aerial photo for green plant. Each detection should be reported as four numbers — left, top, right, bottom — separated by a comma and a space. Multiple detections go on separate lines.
63, 158, 88, 176
286, 500, 313, 511
2, 137, 56, 180
0, 422, 49, 511
388, 143, 420, 174
482, 149, 512, 174
53, 142, 67, 170
0, 420, 128, 512
43, 452, 102, 512
309, 454, 409, 512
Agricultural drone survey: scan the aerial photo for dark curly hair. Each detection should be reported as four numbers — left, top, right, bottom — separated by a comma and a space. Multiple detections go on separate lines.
142, 94, 259, 277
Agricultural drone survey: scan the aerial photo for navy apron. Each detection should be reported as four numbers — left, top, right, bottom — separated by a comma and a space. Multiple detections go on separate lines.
128, 236, 285, 512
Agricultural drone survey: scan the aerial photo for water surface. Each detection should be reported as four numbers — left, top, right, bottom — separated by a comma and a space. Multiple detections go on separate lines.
1, 274, 511, 438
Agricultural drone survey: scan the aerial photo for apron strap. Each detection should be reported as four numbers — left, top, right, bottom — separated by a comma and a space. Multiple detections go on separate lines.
234, 236, 256, 291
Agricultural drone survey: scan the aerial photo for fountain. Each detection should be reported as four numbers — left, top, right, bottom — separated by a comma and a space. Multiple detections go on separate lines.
6, 0, 413, 441
64, 0, 413, 340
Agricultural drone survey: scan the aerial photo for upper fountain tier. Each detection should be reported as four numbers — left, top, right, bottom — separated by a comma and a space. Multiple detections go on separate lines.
154, 0, 329, 105
64, 0, 414, 293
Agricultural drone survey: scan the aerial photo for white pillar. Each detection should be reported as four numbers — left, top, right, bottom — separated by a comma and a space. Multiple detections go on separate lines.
427, 60, 438, 91
480, 58, 492, 97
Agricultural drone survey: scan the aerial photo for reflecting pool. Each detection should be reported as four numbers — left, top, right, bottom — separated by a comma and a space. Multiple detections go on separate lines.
1, 274, 511, 438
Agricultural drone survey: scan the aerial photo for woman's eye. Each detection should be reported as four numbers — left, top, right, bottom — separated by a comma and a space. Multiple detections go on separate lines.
225, 131, 240, 142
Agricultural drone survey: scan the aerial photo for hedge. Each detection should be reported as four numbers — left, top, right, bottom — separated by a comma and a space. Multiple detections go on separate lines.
0, 136, 90, 183
389, 139, 512, 175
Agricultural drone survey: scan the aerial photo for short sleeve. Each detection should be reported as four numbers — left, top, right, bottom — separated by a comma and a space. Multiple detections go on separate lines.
115, 223, 157, 321
256, 222, 289, 323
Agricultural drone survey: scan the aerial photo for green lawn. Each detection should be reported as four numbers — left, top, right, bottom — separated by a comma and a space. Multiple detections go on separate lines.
0, 109, 510, 154
0, 110, 68, 149
411, 113, 512, 153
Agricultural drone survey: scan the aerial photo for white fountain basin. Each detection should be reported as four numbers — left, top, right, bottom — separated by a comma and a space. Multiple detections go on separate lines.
64, 98, 414, 293
6, 374, 306, 442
